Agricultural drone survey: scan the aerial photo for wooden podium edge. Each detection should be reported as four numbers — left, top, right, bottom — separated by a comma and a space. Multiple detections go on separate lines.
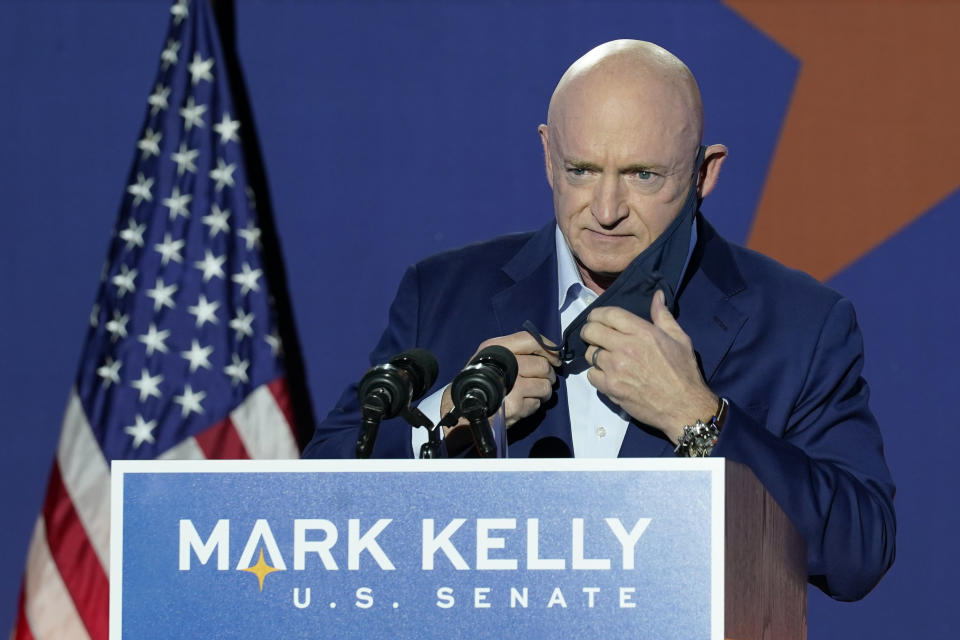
724, 460, 807, 640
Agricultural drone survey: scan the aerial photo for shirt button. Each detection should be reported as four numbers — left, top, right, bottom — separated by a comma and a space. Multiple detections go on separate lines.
596, 426, 607, 438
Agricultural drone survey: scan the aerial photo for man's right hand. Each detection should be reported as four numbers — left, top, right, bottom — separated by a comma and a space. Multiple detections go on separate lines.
440, 331, 560, 430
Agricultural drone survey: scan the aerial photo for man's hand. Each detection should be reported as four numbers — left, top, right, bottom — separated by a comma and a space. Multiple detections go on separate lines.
580, 290, 718, 443
441, 331, 560, 430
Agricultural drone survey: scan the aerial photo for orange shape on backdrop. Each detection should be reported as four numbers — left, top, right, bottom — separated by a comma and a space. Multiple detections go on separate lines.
724, 0, 960, 281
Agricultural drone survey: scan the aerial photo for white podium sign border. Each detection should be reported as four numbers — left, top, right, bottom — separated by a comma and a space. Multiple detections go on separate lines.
110, 457, 725, 639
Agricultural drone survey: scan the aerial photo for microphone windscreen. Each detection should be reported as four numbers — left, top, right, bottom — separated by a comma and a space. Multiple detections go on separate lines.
472, 345, 518, 392
390, 348, 439, 400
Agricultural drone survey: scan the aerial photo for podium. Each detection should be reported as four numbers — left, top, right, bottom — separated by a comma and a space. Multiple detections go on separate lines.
723, 460, 806, 639
111, 458, 805, 639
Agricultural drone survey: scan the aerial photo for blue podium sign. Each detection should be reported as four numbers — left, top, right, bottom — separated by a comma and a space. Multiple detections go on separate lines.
110, 459, 724, 639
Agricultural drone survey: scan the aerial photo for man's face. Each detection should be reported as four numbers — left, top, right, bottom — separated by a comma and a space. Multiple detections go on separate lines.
541, 84, 699, 291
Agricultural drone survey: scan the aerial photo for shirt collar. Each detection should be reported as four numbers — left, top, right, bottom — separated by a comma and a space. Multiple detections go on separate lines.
555, 224, 585, 312
554, 217, 699, 312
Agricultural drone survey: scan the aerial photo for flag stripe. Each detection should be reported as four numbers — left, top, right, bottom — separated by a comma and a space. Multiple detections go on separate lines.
43, 464, 109, 639
13, 584, 35, 640
158, 435, 207, 460
232, 382, 299, 459
194, 416, 250, 459
267, 377, 297, 441
22, 518, 89, 640
56, 391, 111, 571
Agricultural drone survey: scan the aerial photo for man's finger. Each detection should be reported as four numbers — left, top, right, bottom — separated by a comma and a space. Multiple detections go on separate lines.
517, 354, 557, 384
482, 331, 561, 365
585, 345, 602, 370
650, 290, 688, 344
513, 376, 554, 401
586, 305, 653, 336
585, 365, 609, 395
580, 319, 622, 352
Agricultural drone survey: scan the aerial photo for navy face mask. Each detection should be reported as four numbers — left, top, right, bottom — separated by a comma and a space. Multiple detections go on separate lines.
524, 145, 706, 376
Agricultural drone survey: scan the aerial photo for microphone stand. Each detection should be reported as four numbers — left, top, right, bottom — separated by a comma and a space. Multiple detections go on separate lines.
461, 391, 497, 458
357, 397, 441, 459
355, 389, 389, 458
419, 427, 443, 459
398, 406, 442, 459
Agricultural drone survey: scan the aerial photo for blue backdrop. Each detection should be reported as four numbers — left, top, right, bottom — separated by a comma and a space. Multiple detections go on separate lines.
1, 1, 956, 637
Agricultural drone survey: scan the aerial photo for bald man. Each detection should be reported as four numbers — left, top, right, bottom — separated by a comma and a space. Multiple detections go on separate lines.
303, 40, 895, 601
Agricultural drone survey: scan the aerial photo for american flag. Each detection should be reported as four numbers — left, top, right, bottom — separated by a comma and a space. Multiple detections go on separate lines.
13, 1, 300, 637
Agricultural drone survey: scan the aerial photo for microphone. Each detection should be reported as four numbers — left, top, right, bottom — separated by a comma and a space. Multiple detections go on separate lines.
450, 345, 518, 457
355, 348, 439, 458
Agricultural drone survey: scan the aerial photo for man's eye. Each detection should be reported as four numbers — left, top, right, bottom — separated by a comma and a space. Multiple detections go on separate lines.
568, 167, 588, 176
635, 169, 654, 180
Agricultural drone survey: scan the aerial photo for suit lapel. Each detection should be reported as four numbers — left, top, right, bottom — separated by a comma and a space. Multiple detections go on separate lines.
678, 215, 748, 383
490, 222, 573, 454
491, 224, 561, 343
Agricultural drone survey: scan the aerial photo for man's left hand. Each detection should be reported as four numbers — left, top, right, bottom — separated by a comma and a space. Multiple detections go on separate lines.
580, 290, 718, 443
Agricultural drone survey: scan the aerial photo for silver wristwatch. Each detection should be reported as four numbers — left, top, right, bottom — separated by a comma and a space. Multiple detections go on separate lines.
674, 397, 728, 458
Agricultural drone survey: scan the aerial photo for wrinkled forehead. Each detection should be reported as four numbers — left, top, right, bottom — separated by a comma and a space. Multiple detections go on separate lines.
550, 74, 701, 170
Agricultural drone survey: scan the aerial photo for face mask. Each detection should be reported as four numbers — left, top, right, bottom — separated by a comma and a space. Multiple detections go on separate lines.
525, 145, 706, 376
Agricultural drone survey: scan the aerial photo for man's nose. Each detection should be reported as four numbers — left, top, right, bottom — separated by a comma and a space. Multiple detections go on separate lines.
590, 175, 628, 227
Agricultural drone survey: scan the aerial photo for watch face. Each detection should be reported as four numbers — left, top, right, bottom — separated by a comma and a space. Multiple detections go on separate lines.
676, 421, 719, 457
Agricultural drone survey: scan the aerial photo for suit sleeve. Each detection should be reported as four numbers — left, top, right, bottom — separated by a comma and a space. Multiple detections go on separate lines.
301, 265, 421, 459
712, 297, 896, 601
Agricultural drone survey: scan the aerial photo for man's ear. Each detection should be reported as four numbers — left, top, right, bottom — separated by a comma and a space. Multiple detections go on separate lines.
538, 124, 555, 189
698, 144, 728, 198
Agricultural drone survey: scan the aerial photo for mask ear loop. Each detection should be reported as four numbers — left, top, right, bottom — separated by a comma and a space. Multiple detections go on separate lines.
522, 319, 585, 376
694, 144, 707, 198
521, 320, 563, 354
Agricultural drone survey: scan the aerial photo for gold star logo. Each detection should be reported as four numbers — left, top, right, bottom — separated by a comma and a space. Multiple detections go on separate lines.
240, 547, 281, 592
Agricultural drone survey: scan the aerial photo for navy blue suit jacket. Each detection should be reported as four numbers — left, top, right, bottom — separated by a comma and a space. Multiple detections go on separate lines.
303, 214, 896, 601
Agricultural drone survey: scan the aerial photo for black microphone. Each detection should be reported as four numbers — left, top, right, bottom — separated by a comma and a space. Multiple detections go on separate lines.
355, 348, 439, 458
450, 345, 518, 457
